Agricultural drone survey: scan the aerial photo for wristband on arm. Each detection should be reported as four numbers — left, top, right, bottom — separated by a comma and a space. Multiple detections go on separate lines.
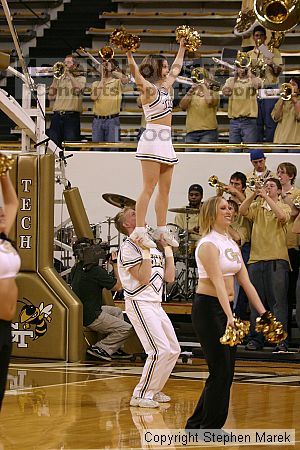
164, 246, 173, 258
141, 249, 151, 260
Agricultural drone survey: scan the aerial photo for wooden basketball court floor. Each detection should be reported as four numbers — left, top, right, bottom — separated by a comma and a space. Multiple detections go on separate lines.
1, 357, 300, 450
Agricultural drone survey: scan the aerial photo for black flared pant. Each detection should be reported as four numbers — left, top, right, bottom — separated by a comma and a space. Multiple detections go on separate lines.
186, 294, 236, 429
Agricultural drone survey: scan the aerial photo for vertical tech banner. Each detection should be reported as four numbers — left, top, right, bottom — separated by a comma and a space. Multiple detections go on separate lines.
12, 154, 83, 361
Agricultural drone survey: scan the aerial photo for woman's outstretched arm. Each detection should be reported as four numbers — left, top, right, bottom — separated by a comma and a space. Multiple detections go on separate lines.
0, 172, 18, 235
164, 39, 186, 88
126, 51, 154, 99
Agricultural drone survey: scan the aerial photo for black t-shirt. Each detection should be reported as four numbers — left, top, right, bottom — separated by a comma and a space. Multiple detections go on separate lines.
70, 262, 116, 326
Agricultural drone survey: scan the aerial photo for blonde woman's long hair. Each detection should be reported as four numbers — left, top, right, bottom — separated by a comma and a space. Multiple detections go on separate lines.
199, 196, 223, 237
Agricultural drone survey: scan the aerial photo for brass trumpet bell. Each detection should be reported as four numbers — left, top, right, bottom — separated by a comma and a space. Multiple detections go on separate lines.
293, 195, 300, 209
254, 0, 300, 31
52, 61, 66, 79
208, 175, 227, 191
191, 67, 206, 83
246, 177, 264, 191
235, 51, 251, 69
99, 46, 115, 61
280, 82, 294, 100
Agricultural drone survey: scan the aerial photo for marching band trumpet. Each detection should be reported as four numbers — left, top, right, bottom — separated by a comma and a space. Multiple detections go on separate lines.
280, 82, 295, 101
235, 51, 251, 69
208, 175, 228, 195
37, 61, 85, 78
52, 61, 66, 79
293, 195, 300, 209
246, 177, 264, 191
36, 62, 65, 78
191, 67, 221, 90
99, 46, 114, 61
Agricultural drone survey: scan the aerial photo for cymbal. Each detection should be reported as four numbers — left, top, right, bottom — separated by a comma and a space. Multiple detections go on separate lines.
168, 207, 200, 214
102, 193, 136, 209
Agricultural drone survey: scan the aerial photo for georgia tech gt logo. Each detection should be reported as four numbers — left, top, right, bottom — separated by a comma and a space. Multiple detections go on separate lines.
18, 298, 53, 339
225, 248, 241, 263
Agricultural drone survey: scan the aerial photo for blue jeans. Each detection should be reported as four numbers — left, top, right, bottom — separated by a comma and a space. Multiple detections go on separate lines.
48, 111, 80, 148
248, 259, 289, 346
229, 117, 257, 150
92, 116, 120, 151
234, 242, 251, 321
185, 129, 218, 152
257, 97, 277, 143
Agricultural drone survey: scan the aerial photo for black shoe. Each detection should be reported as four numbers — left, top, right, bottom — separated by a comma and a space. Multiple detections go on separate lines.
245, 341, 263, 351
111, 349, 133, 359
87, 346, 112, 361
274, 342, 288, 353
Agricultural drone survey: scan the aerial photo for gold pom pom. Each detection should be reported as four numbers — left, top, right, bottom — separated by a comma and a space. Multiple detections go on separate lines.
220, 316, 250, 346
0, 153, 14, 176
109, 28, 140, 52
175, 25, 202, 52
255, 311, 287, 344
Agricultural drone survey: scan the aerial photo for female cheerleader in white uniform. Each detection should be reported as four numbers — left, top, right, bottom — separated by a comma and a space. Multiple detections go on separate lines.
125, 40, 186, 248
0, 169, 20, 410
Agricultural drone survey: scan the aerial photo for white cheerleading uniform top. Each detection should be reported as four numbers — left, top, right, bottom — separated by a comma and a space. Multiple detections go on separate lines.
0, 239, 21, 279
118, 238, 165, 302
195, 230, 242, 279
143, 86, 173, 122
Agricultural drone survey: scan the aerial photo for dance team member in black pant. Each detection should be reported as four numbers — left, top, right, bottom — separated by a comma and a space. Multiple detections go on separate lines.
186, 196, 266, 431
0, 167, 20, 410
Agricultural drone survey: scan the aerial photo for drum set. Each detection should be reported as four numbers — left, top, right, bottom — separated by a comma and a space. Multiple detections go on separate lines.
166, 207, 199, 302
55, 194, 199, 301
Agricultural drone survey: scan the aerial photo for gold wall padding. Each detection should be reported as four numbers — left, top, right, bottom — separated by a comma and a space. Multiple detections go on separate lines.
63, 187, 94, 240
0, 51, 10, 70
8, 155, 18, 243
13, 154, 84, 362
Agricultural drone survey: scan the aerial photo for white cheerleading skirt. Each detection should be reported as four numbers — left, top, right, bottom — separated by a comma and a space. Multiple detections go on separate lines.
136, 123, 178, 165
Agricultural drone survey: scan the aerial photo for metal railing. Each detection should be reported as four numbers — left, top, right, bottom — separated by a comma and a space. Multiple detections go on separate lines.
62, 141, 300, 151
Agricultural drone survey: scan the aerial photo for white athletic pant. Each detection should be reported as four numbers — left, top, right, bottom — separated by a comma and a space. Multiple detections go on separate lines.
125, 300, 181, 400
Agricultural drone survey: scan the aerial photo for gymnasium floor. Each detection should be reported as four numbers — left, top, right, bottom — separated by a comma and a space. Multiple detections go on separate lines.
1, 358, 299, 450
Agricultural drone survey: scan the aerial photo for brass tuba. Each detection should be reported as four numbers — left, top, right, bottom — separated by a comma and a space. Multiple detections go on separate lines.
234, 9, 259, 36
254, 0, 300, 31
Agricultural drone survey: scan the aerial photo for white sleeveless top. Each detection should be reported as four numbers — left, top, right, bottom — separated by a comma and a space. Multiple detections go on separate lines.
0, 239, 21, 279
142, 86, 173, 122
195, 230, 242, 279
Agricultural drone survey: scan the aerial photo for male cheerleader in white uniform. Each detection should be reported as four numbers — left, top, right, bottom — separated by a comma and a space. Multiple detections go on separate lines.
115, 207, 181, 408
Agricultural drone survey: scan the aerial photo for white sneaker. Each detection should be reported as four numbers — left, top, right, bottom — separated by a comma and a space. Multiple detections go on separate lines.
153, 229, 179, 247
153, 392, 171, 403
130, 396, 160, 408
130, 230, 157, 248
